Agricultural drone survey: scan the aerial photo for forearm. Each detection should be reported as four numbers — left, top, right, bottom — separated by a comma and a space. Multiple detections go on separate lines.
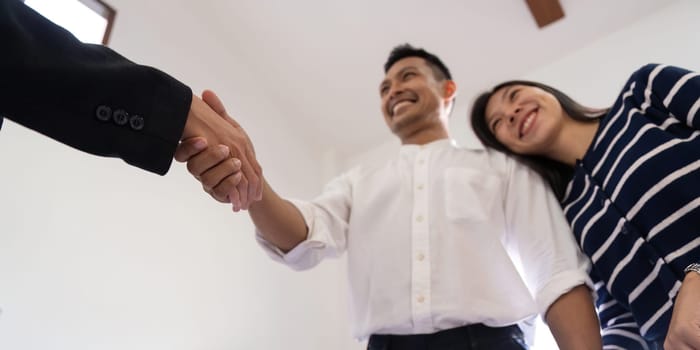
249, 180, 308, 252
1, 1, 191, 175
545, 285, 602, 350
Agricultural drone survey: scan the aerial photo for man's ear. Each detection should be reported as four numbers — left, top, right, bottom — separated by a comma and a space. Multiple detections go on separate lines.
443, 80, 457, 100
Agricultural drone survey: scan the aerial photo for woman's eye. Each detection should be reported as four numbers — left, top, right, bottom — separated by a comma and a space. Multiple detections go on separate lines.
510, 89, 519, 101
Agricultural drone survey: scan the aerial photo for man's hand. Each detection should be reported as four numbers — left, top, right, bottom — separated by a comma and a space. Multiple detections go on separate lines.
175, 91, 262, 211
178, 138, 245, 204
665, 272, 700, 350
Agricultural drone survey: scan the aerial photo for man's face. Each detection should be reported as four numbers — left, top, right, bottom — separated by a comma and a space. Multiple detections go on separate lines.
378, 57, 448, 141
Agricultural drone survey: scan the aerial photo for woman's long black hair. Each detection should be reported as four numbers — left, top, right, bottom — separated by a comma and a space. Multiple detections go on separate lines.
470, 80, 609, 201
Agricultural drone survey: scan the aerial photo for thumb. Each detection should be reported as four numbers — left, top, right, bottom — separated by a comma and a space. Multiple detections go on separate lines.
174, 137, 207, 162
202, 89, 240, 127
202, 90, 226, 117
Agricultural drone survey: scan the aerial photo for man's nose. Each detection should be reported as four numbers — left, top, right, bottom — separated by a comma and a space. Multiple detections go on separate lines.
389, 84, 404, 99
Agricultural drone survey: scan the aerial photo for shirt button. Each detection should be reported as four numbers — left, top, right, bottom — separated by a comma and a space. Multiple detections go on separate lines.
416, 184, 424, 190
417, 296, 425, 303
416, 253, 425, 261
416, 215, 424, 222
417, 159, 425, 165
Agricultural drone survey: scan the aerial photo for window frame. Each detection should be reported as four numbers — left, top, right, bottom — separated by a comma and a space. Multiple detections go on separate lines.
22, 0, 117, 45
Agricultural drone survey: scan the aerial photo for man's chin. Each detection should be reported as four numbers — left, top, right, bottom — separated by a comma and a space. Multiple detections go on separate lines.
390, 114, 420, 135
391, 112, 412, 126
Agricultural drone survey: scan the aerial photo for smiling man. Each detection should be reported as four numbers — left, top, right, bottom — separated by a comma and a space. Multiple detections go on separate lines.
178, 44, 602, 350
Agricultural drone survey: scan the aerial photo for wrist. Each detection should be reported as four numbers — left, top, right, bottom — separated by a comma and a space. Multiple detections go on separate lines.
181, 95, 204, 140
683, 263, 700, 282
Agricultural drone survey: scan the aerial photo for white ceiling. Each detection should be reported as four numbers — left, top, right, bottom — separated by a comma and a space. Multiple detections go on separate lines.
187, 0, 678, 158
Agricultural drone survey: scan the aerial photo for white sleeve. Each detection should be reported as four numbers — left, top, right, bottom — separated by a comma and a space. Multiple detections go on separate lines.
255, 171, 353, 271
503, 158, 591, 316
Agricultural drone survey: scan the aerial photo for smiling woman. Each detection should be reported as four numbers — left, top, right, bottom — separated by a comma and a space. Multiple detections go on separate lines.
23, 0, 115, 45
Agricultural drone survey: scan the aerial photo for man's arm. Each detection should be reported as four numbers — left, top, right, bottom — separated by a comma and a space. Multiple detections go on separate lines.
501, 154, 601, 349
176, 91, 306, 250
545, 285, 602, 350
175, 143, 308, 252
180, 91, 263, 209
248, 181, 308, 252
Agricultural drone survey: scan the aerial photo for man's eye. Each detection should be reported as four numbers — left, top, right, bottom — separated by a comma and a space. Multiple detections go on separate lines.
403, 72, 415, 80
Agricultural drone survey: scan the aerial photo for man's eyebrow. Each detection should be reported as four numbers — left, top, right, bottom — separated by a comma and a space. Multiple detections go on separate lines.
379, 66, 417, 90
396, 66, 417, 76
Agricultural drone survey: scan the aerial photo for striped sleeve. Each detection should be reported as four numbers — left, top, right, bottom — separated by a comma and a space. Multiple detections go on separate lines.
592, 270, 650, 350
631, 64, 700, 129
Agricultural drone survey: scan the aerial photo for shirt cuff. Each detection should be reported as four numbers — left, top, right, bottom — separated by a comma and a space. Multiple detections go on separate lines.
254, 199, 327, 271
534, 269, 589, 317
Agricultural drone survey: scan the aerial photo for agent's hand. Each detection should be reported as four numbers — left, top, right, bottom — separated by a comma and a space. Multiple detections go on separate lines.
176, 91, 262, 211
665, 272, 700, 350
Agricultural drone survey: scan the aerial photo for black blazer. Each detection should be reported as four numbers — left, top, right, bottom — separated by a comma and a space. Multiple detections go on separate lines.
0, 0, 192, 175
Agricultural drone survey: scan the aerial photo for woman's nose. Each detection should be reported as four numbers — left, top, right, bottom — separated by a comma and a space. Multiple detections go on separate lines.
508, 107, 521, 125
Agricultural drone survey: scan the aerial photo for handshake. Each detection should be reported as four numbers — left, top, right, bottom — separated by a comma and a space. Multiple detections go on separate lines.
176, 90, 263, 211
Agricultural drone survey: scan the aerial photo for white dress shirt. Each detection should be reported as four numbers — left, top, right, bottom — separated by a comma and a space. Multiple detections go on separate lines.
257, 139, 589, 340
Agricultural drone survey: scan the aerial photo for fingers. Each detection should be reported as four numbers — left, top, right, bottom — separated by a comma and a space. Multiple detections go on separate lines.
200, 89, 261, 209
245, 146, 262, 205
203, 172, 243, 203
228, 183, 241, 211
195, 156, 244, 205
235, 173, 249, 212
199, 157, 242, 192
186, 145, 230, 178
174, 137, 207, 162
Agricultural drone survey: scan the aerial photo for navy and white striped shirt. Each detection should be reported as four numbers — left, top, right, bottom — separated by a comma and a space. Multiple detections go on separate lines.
562, 64, 700, 349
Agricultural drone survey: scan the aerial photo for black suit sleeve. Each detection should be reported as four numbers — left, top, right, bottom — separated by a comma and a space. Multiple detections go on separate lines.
0, 0, 193, 175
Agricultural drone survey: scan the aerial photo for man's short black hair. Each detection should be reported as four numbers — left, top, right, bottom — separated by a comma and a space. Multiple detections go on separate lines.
384, 44, 452, 81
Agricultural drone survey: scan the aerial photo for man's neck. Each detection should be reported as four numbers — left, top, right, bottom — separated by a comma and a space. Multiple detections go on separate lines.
399, 126, 449, 146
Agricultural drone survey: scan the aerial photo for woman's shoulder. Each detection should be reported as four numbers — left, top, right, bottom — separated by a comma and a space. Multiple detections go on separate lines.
624, 63, 694, 87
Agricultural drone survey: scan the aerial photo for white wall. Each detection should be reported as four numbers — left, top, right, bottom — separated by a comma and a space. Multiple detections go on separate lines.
351, 0, 700, 168
339, 0, 700, 348
4, 0, 698, 349
0, 1, 359, 349
454, 0, 700, 149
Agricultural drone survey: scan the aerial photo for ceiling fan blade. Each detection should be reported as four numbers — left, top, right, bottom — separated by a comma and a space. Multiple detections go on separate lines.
525, 0, 565, 28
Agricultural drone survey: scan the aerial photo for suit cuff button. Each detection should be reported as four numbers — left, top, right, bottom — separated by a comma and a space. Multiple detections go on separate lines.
96, 105, 112, 121
113, 109, 129, 125
129, 115, 144, 130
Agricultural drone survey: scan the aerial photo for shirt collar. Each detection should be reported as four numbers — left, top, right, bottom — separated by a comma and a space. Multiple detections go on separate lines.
399, 138, 454, 155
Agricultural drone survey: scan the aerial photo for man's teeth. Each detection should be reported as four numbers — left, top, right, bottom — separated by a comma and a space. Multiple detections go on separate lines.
392, 101, 413, 115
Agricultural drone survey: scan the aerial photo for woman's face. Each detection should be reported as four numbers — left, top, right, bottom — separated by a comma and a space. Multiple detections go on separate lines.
483, 84, 567, 156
